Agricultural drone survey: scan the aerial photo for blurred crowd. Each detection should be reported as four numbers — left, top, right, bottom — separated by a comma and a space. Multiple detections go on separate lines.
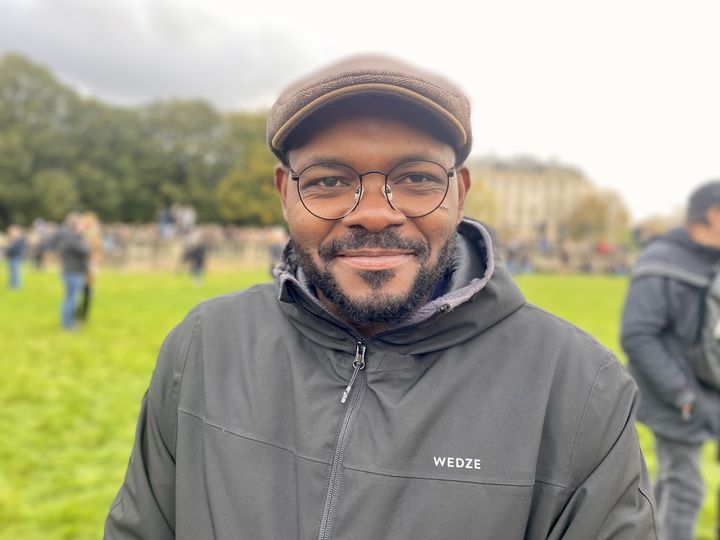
1, 206, 288, 330
1, 214, 288, 274
2, 208, 646, 296
500, 237, 633, 275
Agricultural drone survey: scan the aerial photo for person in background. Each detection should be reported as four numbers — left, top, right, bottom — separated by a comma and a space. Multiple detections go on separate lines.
5, 225, 26, 289
30, 217, 50, 269
622, 180, 720, 540
106, 54, 657, 539
156, 204, 175, 240
54, 213, 90, 330
76, 211, 103, 323
181, 229, 208, 285
267, 225, 288, 275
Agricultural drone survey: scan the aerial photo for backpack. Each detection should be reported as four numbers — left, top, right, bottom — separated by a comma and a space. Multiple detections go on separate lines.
632, 262, 720, 391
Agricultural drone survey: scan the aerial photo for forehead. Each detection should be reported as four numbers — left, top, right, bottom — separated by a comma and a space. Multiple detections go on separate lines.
286, 99, 456, 169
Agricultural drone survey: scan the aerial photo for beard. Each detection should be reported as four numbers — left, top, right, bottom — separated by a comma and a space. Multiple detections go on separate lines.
291, 228, 456, 327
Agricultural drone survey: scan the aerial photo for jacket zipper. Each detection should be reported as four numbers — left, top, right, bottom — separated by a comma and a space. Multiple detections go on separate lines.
341, 342, 366, 404
317, 341, 367, 540
285, 285, 448, 539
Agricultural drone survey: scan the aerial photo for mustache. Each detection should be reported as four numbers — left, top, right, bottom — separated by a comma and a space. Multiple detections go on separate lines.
317, 230, 430, 262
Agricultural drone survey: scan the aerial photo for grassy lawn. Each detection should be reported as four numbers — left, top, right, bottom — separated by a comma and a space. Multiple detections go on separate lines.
0, 266, 270, 539
0, 267, 717, 538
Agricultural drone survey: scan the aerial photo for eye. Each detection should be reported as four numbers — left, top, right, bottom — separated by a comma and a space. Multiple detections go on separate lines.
299, 170, 357, 198
393, 173, 442, 185
319, 176, 341, 187
303, 175, 352, 190
404, 174, 431, 184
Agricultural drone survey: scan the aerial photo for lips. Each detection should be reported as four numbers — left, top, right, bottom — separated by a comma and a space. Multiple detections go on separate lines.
335, 250, 416, 271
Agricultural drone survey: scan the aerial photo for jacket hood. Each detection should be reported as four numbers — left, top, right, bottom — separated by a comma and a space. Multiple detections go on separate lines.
273, 219, 526, 355
638, 226, 720, 275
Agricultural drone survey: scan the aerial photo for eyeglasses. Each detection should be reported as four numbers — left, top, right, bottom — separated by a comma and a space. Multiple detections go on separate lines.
290, 160, 454, 220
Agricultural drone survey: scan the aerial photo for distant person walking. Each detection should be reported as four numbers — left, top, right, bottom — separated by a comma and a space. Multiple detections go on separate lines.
75, 212, 103, 322
181, 230, 208, 285
5, 225, 26, 289
622, 180, 720, 540
54, 213, 90, 330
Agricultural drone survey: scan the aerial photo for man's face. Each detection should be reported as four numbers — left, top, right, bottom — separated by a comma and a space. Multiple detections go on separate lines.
275, 108, 470, 334
703, 207, 720, 247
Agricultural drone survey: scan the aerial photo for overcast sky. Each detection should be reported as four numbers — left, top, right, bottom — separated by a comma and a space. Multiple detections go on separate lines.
1, 0, 718, 222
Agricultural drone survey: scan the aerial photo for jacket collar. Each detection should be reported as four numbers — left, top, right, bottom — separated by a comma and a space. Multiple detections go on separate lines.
274, 219, 525, 354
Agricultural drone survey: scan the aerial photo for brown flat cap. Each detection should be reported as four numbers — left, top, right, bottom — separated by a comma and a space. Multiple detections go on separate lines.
267, 54, 472, 164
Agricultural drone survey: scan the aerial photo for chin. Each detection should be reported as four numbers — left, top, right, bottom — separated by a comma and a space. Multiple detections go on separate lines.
335, 270, 416, 296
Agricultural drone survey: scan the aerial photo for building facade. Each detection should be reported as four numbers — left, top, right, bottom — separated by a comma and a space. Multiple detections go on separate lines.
469, 157, 594, 244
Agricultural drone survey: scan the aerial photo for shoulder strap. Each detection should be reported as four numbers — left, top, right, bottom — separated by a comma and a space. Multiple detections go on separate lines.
631, 262, 711, 288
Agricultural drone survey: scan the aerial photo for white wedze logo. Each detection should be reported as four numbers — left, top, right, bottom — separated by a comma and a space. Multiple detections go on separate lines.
433, 456, 482, 470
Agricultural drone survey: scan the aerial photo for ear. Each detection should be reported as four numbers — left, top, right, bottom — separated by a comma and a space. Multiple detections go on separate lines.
275, 165, 290, 217
454, 166, 472, 225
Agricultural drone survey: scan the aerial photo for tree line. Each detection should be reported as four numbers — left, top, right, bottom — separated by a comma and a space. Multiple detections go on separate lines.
0, 52, 283, 229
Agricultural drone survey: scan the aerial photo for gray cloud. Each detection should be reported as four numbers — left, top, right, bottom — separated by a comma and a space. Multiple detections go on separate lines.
0, 0, 314, 109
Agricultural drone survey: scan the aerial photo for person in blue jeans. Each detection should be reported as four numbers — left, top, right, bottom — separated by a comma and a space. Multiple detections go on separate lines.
53, 213, 90, 330
5, 225, 26, 289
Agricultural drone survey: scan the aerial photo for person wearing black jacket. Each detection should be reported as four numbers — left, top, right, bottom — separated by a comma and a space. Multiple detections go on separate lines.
54, 213, 90, 330
107, 54, 657, 539
622, 180, 720, 540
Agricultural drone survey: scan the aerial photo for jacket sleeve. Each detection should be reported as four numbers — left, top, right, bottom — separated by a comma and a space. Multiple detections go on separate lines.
104, 312, 198, 539
548, 358, 658, 539
620, 275, 695, 408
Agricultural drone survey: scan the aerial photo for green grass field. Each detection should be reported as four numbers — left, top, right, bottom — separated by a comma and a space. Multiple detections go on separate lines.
1, 267, 718, 538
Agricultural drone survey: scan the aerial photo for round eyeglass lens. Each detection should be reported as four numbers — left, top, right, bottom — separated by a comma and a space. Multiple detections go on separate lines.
386, 161, 450, 217
297, 163, 361, 219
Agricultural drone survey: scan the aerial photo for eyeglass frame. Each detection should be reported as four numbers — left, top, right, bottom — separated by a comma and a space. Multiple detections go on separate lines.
288, 160, 456, 220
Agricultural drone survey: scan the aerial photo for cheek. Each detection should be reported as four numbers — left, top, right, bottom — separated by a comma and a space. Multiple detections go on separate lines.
418, 215, 457, 256
285, 204, 334, 249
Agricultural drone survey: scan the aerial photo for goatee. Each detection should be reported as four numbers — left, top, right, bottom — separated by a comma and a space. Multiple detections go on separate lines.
292, 229, 456, 327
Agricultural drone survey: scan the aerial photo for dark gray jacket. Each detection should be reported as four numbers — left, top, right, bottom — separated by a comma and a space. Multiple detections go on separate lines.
53, 227, 90, 274
621, 227, 720, 443
106, 220, 656, 539
5, 236, 26, 258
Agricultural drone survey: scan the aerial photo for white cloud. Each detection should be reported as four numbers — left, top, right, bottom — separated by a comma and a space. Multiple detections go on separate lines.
1, 0, 718, 220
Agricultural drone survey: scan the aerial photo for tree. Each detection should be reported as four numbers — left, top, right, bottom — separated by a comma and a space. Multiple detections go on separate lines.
565, 190, 630, 243
74, 163, 122, 221
31, 169, 79, 221
0, 127, 34, 225
0, 53, 81, 226
214, 113, 283, 225
0, 52, 285, 226
137, 100, 235, 221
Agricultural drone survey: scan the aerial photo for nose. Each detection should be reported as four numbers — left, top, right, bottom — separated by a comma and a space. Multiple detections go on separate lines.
341, 174, 406, 232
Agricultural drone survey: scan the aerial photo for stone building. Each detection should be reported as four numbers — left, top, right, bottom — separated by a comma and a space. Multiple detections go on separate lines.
468, 156, 594, 244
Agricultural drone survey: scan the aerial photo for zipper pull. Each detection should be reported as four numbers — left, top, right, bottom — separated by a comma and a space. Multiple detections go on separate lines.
341, 342, 367, 404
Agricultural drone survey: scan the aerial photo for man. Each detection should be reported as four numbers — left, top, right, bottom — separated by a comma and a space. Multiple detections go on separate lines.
4, 224, 26, 289
622, 181, 720, 540
106, 55, 656, 539
54, 212, 90, 330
